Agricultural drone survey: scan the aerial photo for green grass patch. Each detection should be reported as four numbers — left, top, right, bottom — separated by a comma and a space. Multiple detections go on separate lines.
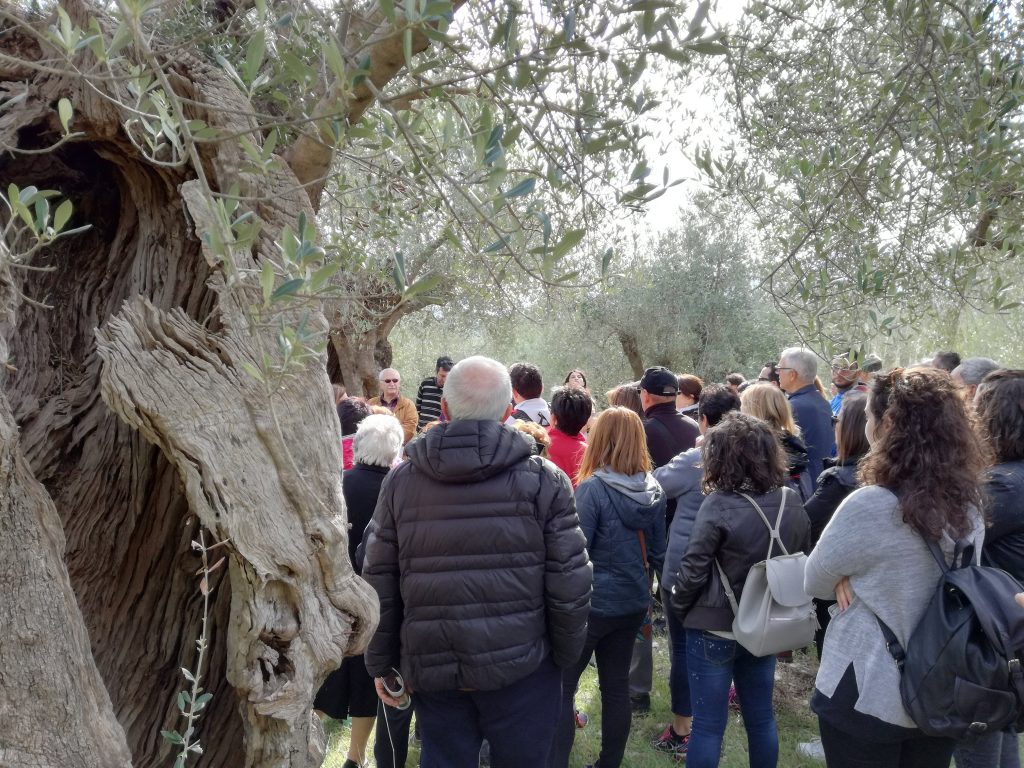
322, 634, 823, 767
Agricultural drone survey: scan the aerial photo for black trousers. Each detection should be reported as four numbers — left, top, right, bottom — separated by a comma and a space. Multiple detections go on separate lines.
374, 699, 413, 768
819, 718, 956, 768
549, 611, 646, 768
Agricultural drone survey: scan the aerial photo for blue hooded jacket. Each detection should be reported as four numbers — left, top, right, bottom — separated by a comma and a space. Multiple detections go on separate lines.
575, 469, 667, 617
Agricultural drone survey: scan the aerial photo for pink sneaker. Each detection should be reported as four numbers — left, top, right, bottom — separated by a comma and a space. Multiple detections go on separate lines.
651, 725, 690, 756
728, 684, 740, 711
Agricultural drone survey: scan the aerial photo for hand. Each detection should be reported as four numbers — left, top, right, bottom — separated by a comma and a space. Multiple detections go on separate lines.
1016, 593, 1024, 609
835, 576, 854, 611
374, 677, 412, 708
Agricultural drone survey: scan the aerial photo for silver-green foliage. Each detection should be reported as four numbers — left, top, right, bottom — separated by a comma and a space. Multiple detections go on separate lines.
708, 0, 1024, 349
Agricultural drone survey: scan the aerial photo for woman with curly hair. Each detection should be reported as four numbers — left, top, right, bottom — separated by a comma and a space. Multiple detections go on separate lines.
804, 367, 987, 768
670, 412, 810, 768
953, 368, 1024, 768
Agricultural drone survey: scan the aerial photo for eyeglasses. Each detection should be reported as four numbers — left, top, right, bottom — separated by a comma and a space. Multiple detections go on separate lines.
757, 376, 772, 382
382, 378, 400, 383
776, 367, 795, 373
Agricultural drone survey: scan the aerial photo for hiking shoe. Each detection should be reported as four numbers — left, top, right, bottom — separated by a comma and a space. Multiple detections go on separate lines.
575, 709, 589, 729
630, 693, 651, 715
651, 725, 690, 756
796, 738, 826, 762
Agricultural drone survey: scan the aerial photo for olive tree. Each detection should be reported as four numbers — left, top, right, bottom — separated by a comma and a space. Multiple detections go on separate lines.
707, 0, 1024, 351
0, 0, 725, 765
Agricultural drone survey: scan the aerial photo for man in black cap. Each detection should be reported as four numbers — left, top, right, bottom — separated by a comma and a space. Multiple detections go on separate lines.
629, 366, 699, 714
639, 366, 700, 469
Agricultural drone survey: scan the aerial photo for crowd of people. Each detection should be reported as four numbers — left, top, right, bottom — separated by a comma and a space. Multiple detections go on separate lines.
315, 348, 1024, 768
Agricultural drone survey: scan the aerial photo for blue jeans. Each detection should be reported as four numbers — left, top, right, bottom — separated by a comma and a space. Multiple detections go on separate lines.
663, 589, 692, 717
414, 655, 562, 768
686, 629, 778, 768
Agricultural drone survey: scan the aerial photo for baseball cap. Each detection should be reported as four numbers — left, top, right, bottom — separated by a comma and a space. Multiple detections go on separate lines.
639, 366, 679, 396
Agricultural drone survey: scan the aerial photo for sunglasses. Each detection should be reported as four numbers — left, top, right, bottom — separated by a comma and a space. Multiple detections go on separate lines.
382, 378, 400, 383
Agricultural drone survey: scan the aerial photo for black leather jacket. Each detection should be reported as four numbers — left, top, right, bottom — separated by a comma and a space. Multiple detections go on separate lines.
670, 488, 810, 631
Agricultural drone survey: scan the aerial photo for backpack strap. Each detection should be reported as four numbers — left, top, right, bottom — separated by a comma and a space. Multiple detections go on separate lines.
875, 616, 907, 672
714, 489, 789, 618
876, 537, 965, 672
638, 529, 650, 575
739, 489, 790, 558
715, 559, 740, 616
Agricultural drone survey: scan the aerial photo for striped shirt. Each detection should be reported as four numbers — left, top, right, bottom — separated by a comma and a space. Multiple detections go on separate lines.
415, 377, 444, 430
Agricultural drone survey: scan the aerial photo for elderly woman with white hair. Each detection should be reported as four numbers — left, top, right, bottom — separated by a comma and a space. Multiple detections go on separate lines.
314, 413, 404, 768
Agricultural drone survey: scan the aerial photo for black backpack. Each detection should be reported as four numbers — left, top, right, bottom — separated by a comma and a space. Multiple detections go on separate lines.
877, 539, 1024, 739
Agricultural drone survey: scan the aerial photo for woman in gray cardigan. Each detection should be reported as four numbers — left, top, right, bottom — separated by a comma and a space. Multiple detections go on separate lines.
804, 367, 987, 768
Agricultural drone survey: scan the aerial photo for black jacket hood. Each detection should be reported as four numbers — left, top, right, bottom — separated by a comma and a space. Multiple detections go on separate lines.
405, 419, 534, 483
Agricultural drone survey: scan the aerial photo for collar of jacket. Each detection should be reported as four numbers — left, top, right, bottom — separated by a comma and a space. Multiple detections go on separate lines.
787, 384, 818, 399
353, 462, 391, 474
644, 401, 678, 417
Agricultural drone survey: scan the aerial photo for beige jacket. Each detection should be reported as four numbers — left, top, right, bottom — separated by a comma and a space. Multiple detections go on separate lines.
368, 395, 418, 443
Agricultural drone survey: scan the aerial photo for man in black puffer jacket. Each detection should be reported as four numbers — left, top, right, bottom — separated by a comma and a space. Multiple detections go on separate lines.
362, 355, 592, 768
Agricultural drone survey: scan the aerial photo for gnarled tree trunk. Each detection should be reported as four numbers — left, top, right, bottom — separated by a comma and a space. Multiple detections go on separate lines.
0, 265, 131, 768
1, 4, 379, 767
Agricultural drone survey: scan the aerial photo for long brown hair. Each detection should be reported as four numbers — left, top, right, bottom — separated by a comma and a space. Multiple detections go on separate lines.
860, 367, 987, 541
835, 392, 870, 462
576, 406, 651, 483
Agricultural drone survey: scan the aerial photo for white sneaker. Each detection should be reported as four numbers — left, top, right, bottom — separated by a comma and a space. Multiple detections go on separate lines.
797, 738, 826, 762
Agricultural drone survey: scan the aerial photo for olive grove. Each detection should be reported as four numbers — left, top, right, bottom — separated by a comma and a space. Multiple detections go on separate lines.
0, 0, 724, 766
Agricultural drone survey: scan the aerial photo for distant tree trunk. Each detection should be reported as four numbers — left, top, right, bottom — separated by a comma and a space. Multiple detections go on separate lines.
1, 8, 378, 768
329, 328, 386, 398
617, 331, 645, 379
326, 296, 430, 397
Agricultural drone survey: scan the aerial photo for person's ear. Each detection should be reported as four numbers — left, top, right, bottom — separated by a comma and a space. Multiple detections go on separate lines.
501, 403, 513, 422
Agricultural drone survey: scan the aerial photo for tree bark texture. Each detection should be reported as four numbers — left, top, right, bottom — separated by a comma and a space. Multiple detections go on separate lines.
0, 262, 132, 767
1, 5, 379, 767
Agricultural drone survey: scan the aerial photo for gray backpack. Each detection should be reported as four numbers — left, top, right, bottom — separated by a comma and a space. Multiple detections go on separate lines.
715, 489, 816, 657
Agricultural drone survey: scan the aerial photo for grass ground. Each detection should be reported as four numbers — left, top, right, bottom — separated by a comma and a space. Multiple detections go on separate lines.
322, 632, 823, 767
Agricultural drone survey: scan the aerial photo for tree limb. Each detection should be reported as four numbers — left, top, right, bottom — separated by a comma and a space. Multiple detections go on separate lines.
285, 1, 468, 211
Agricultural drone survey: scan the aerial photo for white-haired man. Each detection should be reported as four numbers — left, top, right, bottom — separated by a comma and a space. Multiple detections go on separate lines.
952, 356, 1000, 403
778, 347, 835, 489
367, 367, 418, 443
362, 355, 592, 768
